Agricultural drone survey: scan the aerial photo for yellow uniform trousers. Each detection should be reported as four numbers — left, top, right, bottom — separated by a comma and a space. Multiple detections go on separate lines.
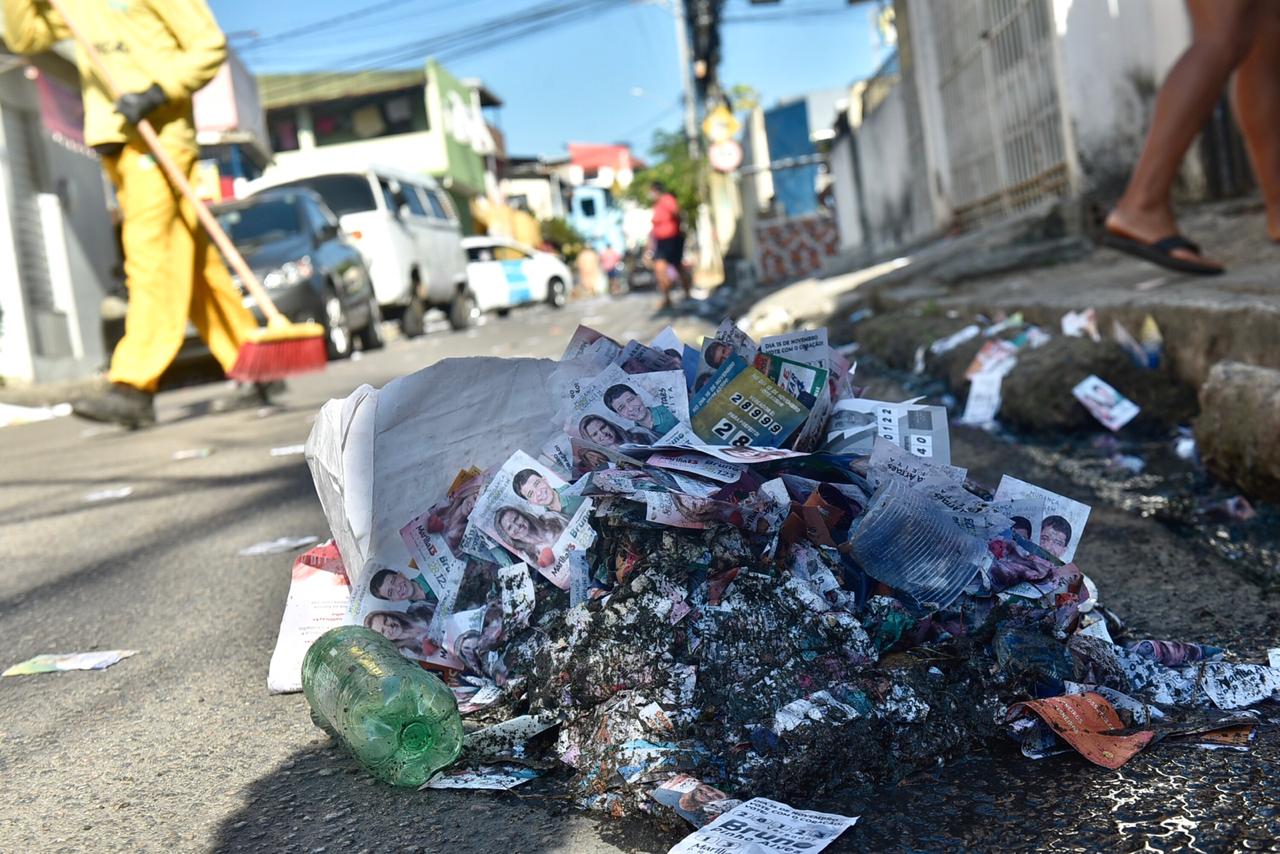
104, 140, 256, 393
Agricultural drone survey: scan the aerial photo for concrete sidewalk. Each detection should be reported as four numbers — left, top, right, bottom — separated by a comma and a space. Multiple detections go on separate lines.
740, 199, 1280, 390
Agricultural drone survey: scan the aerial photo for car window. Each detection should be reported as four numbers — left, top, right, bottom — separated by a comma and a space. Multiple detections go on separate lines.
402, 184, 428, 217
377, 178, 399, 214
425, 189, 449, 219
466, 246, 495, 262
579, 197, 597, 217
273, 174, 375, 216
301, 197, 333, 239
493, 246, 530, 262
218, 198, 303, 246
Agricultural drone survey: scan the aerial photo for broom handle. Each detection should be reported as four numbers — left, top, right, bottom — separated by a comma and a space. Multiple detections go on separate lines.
47, 0, 286, 326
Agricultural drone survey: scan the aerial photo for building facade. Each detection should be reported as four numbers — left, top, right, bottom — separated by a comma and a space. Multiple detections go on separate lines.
0, 44, 113, 384
260, 60, 499, 228
827, 0, 1234, 261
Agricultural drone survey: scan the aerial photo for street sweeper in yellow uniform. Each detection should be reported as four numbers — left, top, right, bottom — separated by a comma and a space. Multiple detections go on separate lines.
3, 0, 266, 427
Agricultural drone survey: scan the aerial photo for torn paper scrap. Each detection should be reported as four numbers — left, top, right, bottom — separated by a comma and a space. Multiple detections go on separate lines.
239, 536, 320, 557
1072, 375, 1140, 432
668, 797, 858, 854
4, 650, 137, 677
0, 401, 71, 428
84, 485, 133, 503
1006, 692, 1154, 769
958, 369, 1006, 427
267, 542, 351, 693
1061, 308, 1100, 342
422, 766, 539, 790
650, 774, 740, 828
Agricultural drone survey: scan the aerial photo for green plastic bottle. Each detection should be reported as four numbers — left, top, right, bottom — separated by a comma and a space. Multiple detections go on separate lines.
302, 626, 464, 787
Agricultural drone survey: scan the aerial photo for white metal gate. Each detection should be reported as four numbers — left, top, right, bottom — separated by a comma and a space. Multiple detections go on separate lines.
931, 0, 1070, 226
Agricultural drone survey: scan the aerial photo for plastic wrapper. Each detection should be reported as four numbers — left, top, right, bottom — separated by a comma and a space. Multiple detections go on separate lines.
847, 477, 989, 612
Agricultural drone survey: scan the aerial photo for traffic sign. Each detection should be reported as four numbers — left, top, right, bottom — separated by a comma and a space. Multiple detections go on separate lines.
702, 105, 741, 144
709, 140, 743, 173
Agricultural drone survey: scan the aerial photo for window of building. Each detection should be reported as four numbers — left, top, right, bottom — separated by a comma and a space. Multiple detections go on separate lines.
310, 86, 429, 148
268, 115, 299, 153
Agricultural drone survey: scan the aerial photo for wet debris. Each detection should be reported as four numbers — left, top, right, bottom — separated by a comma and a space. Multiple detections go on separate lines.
292, 320, 1280, 841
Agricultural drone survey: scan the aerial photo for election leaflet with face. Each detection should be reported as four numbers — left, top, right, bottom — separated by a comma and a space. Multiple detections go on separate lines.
400, 468, 484, 598
690, 356, 810, 448
994, 475, 1091, 563
566, 365, 690, 448
569, 437, 645, 477
469, 451, 595, 589
614, 339, 685, 375
689, 319, 759, 394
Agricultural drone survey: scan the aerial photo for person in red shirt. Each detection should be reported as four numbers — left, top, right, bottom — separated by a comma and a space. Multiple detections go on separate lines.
648, 181, 690, 308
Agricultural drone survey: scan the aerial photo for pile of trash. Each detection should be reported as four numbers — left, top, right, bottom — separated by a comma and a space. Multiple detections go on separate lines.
286, 319, 1279, 834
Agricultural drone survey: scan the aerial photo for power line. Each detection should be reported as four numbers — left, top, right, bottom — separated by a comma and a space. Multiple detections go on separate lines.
239, 0, 411, 52
616, 98, 683, 144
722, 6, 856, 25
258, 0, 628, 105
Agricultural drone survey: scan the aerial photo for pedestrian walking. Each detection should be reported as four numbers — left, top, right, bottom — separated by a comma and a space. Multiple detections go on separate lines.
3, 0, 271, 428
648, 181, 691, 309
1103, 0, 1280, 275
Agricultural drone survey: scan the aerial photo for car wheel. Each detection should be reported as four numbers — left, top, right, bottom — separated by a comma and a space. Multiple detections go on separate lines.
323, 286, 353, 360
357, 298, 385, 351
449, 289, 478, 330
401, 295, 426, 338
547, 277, 567, 309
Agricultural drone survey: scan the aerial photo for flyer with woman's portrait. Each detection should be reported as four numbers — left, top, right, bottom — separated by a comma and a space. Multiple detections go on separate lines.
564, 366, 690, 448
468, 450, 595, 589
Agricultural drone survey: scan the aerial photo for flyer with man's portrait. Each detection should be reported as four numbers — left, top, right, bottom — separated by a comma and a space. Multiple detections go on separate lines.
467, 450, 595, 589
565, 366, 690, 448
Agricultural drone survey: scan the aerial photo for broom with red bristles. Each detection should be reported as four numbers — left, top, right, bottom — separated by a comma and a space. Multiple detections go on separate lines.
50, 0, 327, 383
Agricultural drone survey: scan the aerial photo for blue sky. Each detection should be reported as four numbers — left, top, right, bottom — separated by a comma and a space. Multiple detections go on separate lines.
210, 0, 891, 159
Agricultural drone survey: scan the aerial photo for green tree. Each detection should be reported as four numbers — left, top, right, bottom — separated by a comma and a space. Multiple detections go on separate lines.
625, 128, 701, 218
540, 217, 586, 263
727, 83, 760, 114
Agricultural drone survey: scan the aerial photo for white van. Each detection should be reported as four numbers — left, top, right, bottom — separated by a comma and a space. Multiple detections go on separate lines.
249, 164, 474, 334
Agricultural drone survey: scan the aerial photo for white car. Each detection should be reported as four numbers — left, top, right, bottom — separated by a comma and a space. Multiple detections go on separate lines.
462, 237, 570, 315
249, 165, 471, 335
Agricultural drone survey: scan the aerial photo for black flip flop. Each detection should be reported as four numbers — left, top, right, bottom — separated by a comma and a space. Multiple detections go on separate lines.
1101, 231, 1224, 276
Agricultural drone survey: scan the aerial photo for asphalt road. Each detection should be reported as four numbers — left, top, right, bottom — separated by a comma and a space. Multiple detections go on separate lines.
1, 292, 1276, 853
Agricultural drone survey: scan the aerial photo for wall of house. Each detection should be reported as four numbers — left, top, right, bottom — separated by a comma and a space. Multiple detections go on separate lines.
900, 0, 954, 229
1052, 0, 1194, 198
501, 177, 558, 221
0, 66, 113, 383
828, 129, 862, 253
271, 130, 444, 178
856, 81, 930, 253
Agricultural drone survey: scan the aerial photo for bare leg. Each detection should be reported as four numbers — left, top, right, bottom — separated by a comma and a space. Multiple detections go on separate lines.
654, 259, 672, 308
1233, 3, 1280, 241
1106, 0, 1260, 266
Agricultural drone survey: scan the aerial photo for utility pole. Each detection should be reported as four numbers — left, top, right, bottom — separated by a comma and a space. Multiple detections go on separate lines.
671, 0, 700, 159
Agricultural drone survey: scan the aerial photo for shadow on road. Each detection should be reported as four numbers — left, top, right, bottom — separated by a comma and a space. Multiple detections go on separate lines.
207, 743, 678, 854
